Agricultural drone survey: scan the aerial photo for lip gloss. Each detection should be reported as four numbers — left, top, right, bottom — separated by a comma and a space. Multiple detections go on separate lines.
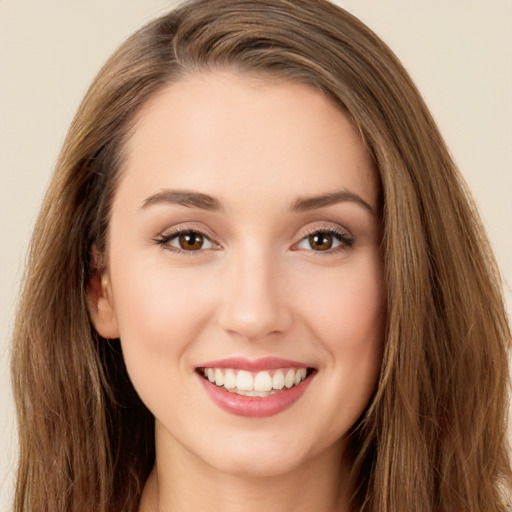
197, 356, 310, 371
197, 371, 313, 418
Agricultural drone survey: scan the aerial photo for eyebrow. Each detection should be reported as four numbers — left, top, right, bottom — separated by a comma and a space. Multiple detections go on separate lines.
291, 190, 375, 215
141, 188, 375, 215
141, 189, 223, 211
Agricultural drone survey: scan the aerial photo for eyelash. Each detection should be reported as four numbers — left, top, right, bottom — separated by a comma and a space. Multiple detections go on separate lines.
153, 226, 355, 255
153, 227, 219, 256
294, 226, 355, 254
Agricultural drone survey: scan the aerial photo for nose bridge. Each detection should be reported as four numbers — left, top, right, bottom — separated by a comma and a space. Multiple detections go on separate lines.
217, 243, 291, 340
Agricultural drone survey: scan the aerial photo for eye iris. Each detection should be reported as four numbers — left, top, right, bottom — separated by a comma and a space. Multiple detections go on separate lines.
179, 232, 203, 250
309, 233, 333, 251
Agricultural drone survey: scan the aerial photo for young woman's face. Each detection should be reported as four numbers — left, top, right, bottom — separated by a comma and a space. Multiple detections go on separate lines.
92, 72, 385, 477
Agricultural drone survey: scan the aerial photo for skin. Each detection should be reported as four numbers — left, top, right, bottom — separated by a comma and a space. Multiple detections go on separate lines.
89, 71, 385, 512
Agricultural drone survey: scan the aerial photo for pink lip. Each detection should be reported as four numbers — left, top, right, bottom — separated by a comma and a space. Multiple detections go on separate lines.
197, 356, 311, 371
197, 369, 315, 418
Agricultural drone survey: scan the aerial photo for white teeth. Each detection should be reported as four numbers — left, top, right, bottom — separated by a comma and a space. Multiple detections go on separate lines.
226, 388, 279, 397
284, 369, 295, 388
236, 370, 253, 391
272, 370, 285, 390
224, 369, 236, 389
201, 366, 310, 396
214, 369, 224, 387
254, 371, 273, 392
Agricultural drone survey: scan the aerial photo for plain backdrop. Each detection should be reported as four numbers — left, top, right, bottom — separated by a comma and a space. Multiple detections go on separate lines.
1, 0, 511, 509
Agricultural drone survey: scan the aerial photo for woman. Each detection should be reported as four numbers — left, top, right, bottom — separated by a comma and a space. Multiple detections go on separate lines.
11, 0, 512, 511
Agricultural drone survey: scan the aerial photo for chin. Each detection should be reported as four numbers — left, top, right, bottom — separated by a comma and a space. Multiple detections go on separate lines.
206, 450, 305, 478
195, 429, 326, 478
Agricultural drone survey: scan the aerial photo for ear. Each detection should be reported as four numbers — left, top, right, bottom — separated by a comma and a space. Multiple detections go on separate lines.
87, 246, 120, 339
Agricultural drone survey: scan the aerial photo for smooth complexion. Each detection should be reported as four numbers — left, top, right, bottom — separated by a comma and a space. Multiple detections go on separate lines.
90, 72, 385, 512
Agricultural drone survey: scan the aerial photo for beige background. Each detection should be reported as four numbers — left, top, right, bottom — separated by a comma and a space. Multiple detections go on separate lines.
1, 0, 511, 509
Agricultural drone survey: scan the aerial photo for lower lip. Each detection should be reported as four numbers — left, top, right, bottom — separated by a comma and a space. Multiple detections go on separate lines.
198, 373, 314, 418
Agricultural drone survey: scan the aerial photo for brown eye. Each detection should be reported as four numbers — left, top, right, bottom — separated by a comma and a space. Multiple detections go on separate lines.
156, 229, 217, 253
178, 232, 204, 250
308, 233, 333, 251
294, 228, 353, 253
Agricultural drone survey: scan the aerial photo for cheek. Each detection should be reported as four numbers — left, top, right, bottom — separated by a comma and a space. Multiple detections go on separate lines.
295, 254, 385, 428
110, 259, 217, 368
109, 260, 223, 420
298, 254, 385, 350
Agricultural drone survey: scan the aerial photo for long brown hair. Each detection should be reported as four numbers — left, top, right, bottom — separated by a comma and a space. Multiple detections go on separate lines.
12, 0, 511, 510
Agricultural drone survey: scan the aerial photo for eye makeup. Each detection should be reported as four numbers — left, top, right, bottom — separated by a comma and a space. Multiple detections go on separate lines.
152, 223, 355, 257
292, 226, 355, 254
153, 226, 220, 255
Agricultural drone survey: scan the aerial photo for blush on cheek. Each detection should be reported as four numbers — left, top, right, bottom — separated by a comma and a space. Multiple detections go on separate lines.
114, 266, 217, 356
303, 275, 383, 340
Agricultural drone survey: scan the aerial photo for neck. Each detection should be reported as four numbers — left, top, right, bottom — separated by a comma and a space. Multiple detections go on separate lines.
139, 431, 352, 512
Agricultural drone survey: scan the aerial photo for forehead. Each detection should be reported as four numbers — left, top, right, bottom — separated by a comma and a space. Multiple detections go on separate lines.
117, 71, 378, 213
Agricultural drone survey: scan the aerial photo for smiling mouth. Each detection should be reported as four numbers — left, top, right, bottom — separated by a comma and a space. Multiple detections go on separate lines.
197, 367, 315, 397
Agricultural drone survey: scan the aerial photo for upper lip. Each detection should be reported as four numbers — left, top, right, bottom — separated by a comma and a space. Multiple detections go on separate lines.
197, 356, 313, 371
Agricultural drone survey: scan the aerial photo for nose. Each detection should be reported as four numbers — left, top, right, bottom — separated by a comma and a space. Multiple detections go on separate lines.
217, 249, 293, 341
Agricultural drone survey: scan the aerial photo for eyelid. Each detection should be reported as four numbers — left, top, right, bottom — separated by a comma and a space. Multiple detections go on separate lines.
291, 224, 355, 253
153, 224, 221, 254
152, 222, 354, 255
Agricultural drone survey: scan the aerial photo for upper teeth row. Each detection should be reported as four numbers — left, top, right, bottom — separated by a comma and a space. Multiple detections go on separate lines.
202, 368, 308, 392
